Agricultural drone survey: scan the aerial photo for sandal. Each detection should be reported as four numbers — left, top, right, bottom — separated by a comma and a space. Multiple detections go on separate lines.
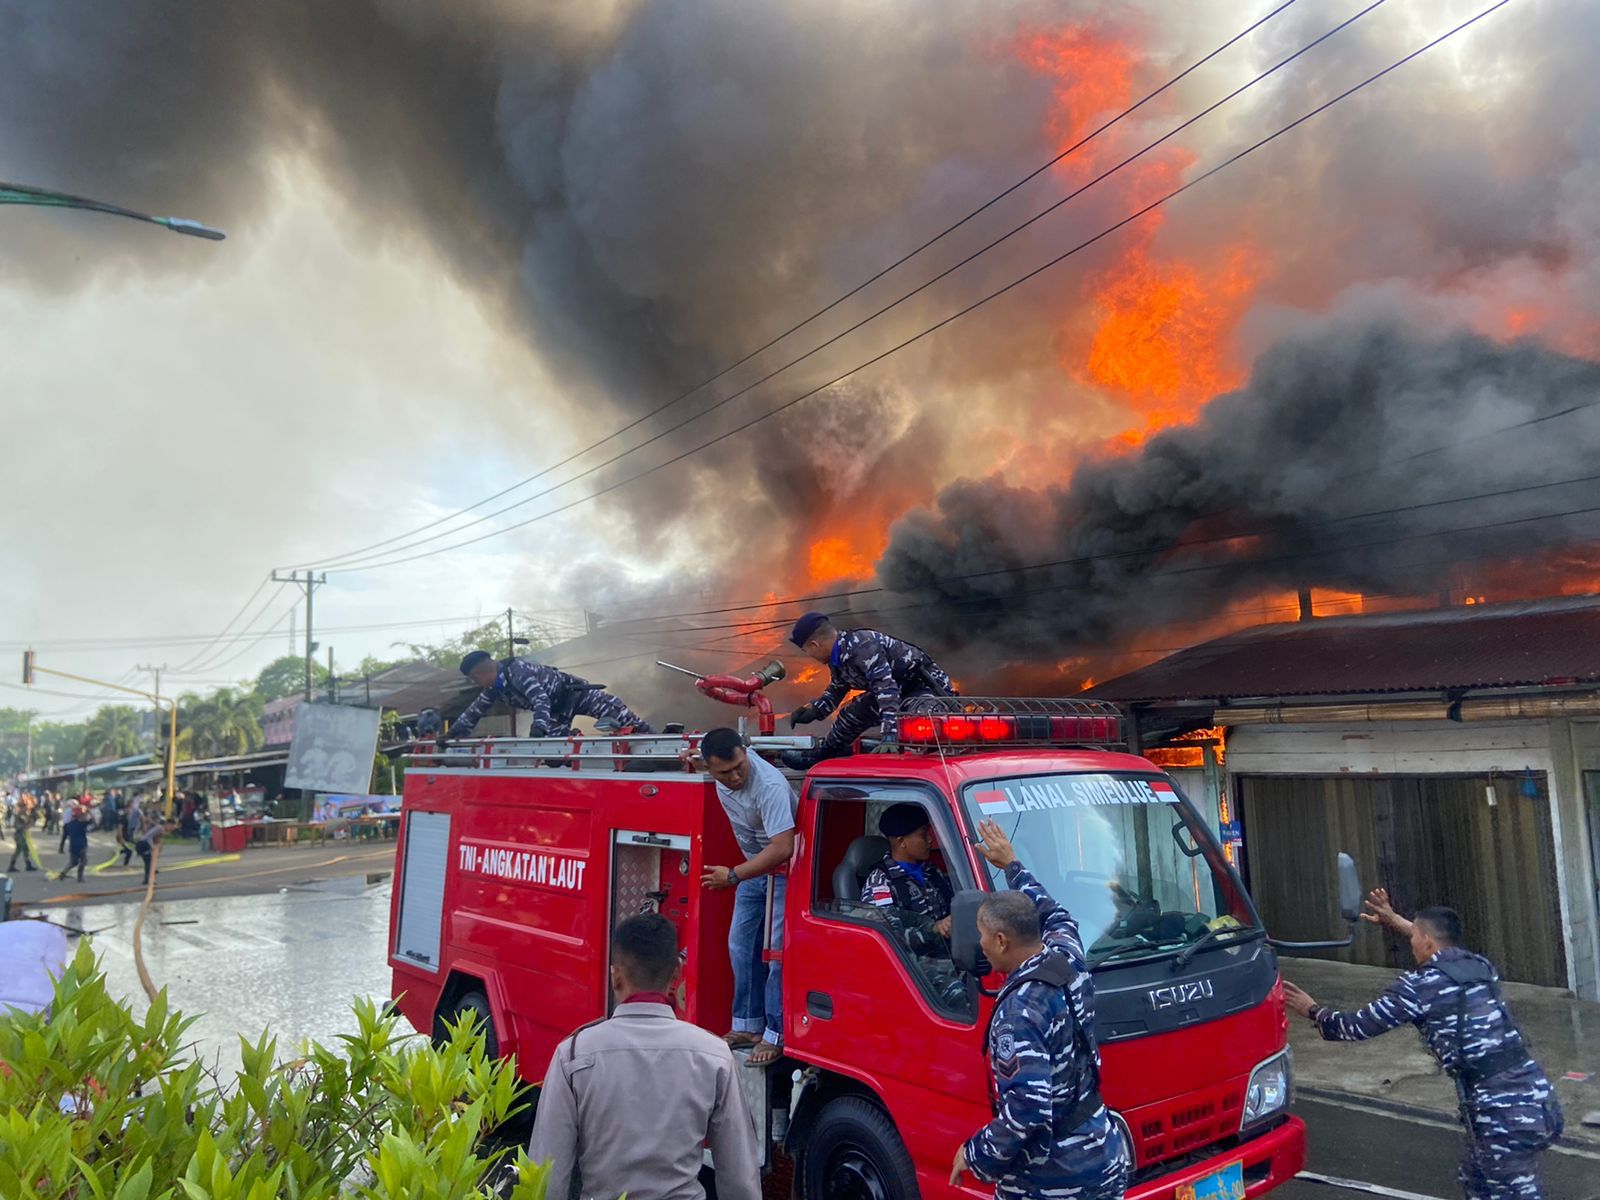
723, 1031, 761, 1048
745, 1041, 782, 1067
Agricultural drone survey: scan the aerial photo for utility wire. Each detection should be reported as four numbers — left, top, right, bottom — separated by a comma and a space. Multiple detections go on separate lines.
284, 0, 1301, 572
310, 0, 1377, 573
172, 580, 291, 675
324, 0, 1511, 574
168, 576, 275, 673
595, 465, 1600, 637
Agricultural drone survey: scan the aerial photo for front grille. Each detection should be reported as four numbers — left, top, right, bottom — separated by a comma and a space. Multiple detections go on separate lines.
1127, 1080, 1245, 1165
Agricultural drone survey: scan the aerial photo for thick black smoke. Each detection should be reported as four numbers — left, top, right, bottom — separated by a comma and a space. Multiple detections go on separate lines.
0, 0, 1056, 399
878, 316, 1600, 655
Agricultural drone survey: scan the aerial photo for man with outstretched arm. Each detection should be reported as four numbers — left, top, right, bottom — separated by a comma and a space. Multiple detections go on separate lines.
951, 818, 1131, 1199
781, 611, 952, 769
442, 650, 653, 743
1283, 890, 1563, 1200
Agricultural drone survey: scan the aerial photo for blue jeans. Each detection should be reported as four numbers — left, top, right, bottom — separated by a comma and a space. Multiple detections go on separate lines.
729, 873, 785, 1045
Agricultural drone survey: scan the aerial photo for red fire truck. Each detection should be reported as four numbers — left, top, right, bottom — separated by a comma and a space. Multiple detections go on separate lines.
388, 697, 1359, 1199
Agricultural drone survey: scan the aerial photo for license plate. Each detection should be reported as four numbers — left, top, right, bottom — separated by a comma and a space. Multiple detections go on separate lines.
1177, 1160, 1245, 1200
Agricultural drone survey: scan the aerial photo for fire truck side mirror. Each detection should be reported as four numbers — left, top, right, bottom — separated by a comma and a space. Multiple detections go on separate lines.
950, 889, 987, 976
1336, 852, 1362, 925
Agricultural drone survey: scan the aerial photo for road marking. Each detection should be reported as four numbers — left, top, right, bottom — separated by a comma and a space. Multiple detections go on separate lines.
1296, 1171, 1446, 1199
1299, 1094, 1600, 1161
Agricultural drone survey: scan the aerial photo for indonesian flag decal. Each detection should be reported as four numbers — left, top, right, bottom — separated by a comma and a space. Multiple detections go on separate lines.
974, 788, 1012, 815
1150, 779, 1178, 800
868, 884, 893, 905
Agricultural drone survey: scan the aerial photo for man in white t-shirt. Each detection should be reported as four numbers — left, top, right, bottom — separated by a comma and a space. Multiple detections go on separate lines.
697, 726, 799, 1068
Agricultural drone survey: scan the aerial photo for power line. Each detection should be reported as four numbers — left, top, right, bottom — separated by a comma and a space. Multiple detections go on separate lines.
284, 0, 1301, 573
324, 0, 1512, 574
167, 575, 276, 674
0, 612, 519, 653
605, 455, 1600, 633
590, 469, 1600, 641
309, 0, 1379, 573
171, 580, 291, 676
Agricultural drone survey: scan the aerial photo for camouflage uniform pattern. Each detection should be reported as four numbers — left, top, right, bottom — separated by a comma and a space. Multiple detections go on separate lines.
450, 657, 653, 739
964, 860, 1132, 1200
805, 628, 952, 751
1312, 947, 1563, 1199
861, 855, 954, 958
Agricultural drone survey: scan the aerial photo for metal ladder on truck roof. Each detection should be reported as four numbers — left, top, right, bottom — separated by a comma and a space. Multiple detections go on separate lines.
403, 732, 818, 774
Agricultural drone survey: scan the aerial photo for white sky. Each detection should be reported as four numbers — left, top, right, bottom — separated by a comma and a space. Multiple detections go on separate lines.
0, 157, 652, 718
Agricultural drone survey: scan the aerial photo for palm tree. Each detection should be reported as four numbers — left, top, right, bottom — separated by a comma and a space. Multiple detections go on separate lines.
178, 689, 265, 759
80, 705, 144, 762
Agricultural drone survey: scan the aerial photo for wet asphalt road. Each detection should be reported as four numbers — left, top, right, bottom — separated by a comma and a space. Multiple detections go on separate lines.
1279, 1094, 1597, 1200
21, 882, 1597, 1198
40, 875, 399, 1076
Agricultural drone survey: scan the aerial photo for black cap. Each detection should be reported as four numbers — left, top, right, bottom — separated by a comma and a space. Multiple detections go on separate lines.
879, 802, 930, 839
790, 611, 830, 648
460, 650, 494, 676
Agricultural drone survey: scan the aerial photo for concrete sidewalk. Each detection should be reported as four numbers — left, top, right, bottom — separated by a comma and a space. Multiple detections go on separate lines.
1281, 957, 1600, 1144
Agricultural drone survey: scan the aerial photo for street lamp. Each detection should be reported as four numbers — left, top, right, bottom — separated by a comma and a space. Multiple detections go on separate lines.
0, 180, 225, 240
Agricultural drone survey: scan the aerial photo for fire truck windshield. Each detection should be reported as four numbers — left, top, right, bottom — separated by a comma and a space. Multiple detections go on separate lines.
960, 772, 1260, 968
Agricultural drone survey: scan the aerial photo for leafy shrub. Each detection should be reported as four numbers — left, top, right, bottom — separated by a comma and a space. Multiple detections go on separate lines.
0, 942, 548, 1199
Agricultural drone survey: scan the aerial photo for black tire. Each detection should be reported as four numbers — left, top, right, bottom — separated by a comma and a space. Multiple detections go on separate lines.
436, 989, 499, 1059
800, 1096, 920, 1200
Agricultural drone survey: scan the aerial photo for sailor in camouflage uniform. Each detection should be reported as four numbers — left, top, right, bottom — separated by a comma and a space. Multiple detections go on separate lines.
952, 818, 1132, 1199
860, 802, 955, 958
1284, 891, 1563, 1200
443, 650, 653, 742
782, 611, 952, 768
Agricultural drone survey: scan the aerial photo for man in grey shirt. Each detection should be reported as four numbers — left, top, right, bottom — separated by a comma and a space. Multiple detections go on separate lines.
697, 727, 798, 1067
528, 913, 761, 1200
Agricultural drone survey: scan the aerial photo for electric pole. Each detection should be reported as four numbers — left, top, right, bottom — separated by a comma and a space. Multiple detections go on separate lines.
506, 607, 515, 660
271, 570, 327, 700
135, 663, 168, 760
135, 663, 166, 704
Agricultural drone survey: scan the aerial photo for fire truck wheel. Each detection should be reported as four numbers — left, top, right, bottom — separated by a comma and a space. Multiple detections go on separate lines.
800, 1096, 919, 1200
438, 990, 499, 1059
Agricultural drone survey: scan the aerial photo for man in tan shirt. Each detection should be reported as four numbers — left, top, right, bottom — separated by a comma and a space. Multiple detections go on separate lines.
527, 913, 762, 1200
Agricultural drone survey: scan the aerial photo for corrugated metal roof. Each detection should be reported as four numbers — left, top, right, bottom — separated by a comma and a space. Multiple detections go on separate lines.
1091, 593, 1600, 703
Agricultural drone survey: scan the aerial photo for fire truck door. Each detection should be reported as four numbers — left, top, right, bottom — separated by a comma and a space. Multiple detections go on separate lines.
610, 830, 693, 1012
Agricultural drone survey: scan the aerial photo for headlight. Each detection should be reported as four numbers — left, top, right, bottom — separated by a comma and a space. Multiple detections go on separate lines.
1241, 1050, 1292, 1130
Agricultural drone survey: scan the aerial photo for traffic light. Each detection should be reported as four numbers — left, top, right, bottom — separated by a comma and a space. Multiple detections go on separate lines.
22, 649, 34, 685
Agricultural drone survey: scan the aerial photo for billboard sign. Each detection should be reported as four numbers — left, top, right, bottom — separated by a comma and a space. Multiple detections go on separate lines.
284, 703, 381, 796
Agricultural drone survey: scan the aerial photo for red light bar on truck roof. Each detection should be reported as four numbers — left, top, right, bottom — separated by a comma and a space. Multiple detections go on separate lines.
896, 696, 1125, 750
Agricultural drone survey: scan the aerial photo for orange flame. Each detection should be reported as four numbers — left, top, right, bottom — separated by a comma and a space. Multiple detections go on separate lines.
1016, 21, 1263, 445
807, 529, 887, 585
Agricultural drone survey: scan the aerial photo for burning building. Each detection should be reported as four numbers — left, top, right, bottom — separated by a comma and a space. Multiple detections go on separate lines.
1092, 594, 1600, 998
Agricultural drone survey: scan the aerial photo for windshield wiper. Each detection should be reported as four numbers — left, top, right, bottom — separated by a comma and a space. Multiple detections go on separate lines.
1092, 938, 1178, 966
1172, 924, 1262, 971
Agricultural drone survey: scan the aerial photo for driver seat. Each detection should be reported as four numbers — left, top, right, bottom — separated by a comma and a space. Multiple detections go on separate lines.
832, 835, 889, 902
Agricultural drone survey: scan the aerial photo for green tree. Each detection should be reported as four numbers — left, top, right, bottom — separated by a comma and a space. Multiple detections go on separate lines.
0, 942, 553, 1199
253, 654, 330, 702
0, 708, 38, 777
178, 688, 265, 760
396, 618, 553, 670
79, 704, 144, 762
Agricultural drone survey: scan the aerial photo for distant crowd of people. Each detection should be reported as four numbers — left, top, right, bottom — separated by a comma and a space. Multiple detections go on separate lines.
3, 786, 210, 885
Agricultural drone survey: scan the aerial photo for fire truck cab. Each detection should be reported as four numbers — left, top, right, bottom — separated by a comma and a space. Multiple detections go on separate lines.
389, 698, 1351, 1199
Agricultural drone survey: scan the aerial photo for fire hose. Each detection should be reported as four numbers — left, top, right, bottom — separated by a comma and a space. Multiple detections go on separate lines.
656, 659, 786, 735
